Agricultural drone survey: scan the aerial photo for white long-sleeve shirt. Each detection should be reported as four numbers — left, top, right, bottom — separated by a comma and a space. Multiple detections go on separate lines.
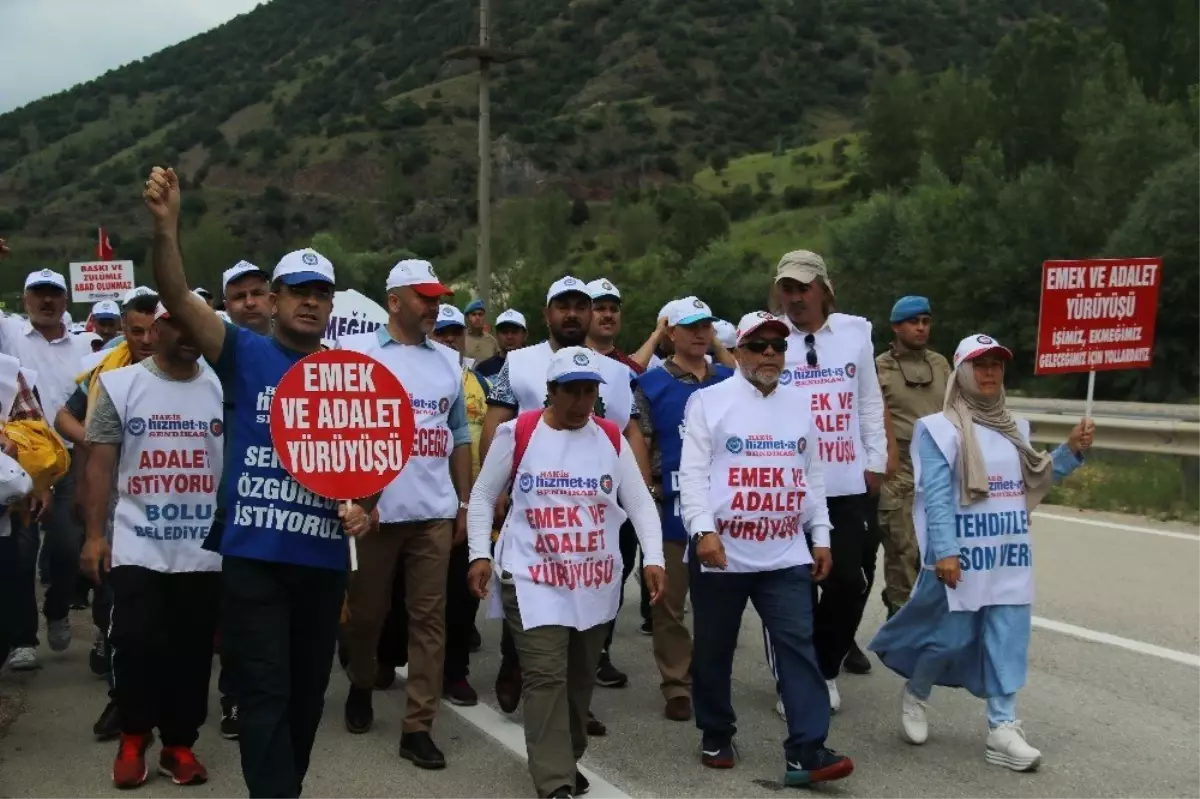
678, 372, 831, 549
467, 419, 665, 571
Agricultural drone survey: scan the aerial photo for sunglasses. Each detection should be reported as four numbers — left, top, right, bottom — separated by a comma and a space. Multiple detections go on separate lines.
743, 338, 788, 354
804, 333, 818, 367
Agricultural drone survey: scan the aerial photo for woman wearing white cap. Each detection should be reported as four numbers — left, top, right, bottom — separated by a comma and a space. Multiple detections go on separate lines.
467, 346, 666, 799
869, 334, 1094, 771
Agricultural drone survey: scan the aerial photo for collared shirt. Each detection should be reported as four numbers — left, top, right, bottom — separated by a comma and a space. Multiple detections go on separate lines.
0, 316, 94, 432
10, 374, 43, 422
782, 313, 888, 474
635, 357, 720, 480
464, 330, 501, 362
876, 343, 951, 478
371, 326, 471, 448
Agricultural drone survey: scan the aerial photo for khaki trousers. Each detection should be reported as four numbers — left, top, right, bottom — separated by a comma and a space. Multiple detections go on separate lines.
878, 481, 920, 612
501, 582, 607, 798
651, 540, 691, 700
344, 519, 451, 733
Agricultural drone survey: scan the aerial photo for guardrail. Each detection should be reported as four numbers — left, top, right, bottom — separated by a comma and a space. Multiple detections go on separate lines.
1009, 397, 1200, 423
1016, 412, 1200, 456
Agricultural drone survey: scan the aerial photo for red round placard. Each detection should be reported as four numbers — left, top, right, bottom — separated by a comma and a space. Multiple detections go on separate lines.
269, 349, 416, 500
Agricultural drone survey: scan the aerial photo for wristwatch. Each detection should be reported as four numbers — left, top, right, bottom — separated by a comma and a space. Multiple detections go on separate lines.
458, 501, 469, 511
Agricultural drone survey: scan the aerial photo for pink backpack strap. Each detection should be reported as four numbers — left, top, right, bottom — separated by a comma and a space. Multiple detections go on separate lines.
510, 410, 543, 484
592, 415, 623, 455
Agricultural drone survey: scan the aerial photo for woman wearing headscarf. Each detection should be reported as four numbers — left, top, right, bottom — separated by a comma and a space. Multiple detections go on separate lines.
868, 334, 1094, 772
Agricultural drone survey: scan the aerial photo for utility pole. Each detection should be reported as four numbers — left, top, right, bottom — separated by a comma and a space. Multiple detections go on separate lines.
447, 0, 520, 310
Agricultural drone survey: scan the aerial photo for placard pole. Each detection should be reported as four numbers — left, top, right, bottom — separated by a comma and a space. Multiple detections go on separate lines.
1084, 370, 1096, 420
347, 500, 359, 572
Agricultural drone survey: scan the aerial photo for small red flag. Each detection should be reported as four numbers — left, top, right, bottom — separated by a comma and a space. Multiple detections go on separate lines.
97, 227, 114, 260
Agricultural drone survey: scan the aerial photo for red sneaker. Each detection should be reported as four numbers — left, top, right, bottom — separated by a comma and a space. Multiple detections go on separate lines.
112, 732, 153, 789
158, 746, 208, 786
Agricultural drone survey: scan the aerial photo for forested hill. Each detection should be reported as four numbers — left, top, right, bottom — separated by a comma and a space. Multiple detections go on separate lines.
0, 0, 1103, 282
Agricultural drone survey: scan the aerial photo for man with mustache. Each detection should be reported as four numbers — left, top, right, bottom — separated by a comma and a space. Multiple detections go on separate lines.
481, 276, 652, 736
338, 259, 471, 770
0, 268, 96, 669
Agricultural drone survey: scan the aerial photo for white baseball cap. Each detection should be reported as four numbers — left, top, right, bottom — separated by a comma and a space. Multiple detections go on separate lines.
272, 249, 335, 286
953, 334, 1013, 369
668, 296, 715, 327
91, 300, 120, 320
0, 451, 33, 507
735, 311, 790, 346
657, 301, 675, 321
713, 319, 737, 349
586, 278, 621, 301
545, 276, 589, 305
385, 259, 451, 296
495, 309, 527, 329
123, 286, 156, 304
24, 269, 67, 292
154, 303, 171, 321
546, 346, 607, 384
435, 304, 466, 330
223, 260, 268, 289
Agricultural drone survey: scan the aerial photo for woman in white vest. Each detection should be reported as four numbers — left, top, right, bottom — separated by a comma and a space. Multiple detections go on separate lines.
869, 334, 1094, 772
467, 346, 666, 799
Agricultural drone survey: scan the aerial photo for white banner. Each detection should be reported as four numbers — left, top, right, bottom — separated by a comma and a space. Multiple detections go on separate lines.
69, 260, 135, 303
322, 289, 387, 347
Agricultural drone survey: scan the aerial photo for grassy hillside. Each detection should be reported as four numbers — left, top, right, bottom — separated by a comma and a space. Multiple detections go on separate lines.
0, 0, 1105, 295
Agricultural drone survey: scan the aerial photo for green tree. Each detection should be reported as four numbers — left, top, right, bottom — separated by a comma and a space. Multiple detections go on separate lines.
1105, 0, 1199, 103
861, 69, 924, 189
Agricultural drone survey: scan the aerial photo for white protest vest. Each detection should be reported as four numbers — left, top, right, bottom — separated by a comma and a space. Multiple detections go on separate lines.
339, 333, 462, 522
698, 378, 817, 574
494, 418, 626, 631
781, 313, 870, 497
101, 363, 223, 573
913, 413, 1034, 612
507, 341, 633, 429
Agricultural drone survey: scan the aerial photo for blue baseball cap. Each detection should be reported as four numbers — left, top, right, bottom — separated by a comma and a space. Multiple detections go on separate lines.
890, 295, 932, 323
547, 346, 607, 384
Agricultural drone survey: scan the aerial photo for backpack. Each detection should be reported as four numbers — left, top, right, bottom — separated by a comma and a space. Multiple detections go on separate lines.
509, 409, 622, 485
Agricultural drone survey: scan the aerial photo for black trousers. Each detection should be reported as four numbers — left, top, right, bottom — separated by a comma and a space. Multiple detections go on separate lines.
378, 541, 478, 682
0, 530, 18, 660
812, 493, 879, 679
602, 520, 640, 655
109, 565, 220, 747
222, 556, 346, 799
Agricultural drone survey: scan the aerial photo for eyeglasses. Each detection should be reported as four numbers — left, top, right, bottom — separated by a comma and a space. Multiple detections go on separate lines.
897, 355, 935, 388
742, 338, 788, 354
804, 333, 817, 367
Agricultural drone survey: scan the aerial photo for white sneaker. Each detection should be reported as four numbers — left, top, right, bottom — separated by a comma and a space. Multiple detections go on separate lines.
986, 721, 1042, 772
47, 618, 71, 652
826, 679, 841, 713
900, 688, 928, 744
6, 646, 40, 670
775, 697, 786, 721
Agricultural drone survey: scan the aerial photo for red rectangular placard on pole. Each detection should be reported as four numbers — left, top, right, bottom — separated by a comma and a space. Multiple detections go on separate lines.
1034, 258, 1162, 376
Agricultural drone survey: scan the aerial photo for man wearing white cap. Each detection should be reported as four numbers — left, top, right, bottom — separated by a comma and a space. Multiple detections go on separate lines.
679, 310, 854, 787
143, 165, 375, 797
771, 249, 887, 708
90, 301, 122, 346
481, 275, 651, 734
633, 296, 733, 721
221, 261, 271, 335
0, 267, 95, 667
467, 346, 666, 799
338, 259, 470, 769
80, 302, 224, 788
475, 309, 528, 378
633, 301, 677, 371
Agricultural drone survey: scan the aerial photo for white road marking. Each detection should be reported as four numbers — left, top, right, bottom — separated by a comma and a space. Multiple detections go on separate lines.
1032, 617, 1200, 668
1033, 511, 1199, 542
395, 666, 635, 798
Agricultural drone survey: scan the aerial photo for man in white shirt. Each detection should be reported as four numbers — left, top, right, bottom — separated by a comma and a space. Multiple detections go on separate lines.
771, 250, 887, 708
338, 258, 471, 770
679, 311, 853, 787
0, 269, 95, 664
481, 275, 651, 735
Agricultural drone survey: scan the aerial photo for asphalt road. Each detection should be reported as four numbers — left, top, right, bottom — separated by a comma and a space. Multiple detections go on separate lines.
1, 505, 1197, 798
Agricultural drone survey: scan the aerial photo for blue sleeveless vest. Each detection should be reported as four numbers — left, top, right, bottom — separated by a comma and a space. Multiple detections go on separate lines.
637, 363, 733, 542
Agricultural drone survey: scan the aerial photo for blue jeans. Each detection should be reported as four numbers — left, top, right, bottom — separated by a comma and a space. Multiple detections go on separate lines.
691, 555, 829, 759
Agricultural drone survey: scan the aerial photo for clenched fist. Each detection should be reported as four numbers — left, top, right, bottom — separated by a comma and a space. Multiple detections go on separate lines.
143, 166, 181, 226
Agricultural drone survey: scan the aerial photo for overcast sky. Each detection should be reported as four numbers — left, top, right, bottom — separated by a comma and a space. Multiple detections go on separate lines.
0, 0, 266, 114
